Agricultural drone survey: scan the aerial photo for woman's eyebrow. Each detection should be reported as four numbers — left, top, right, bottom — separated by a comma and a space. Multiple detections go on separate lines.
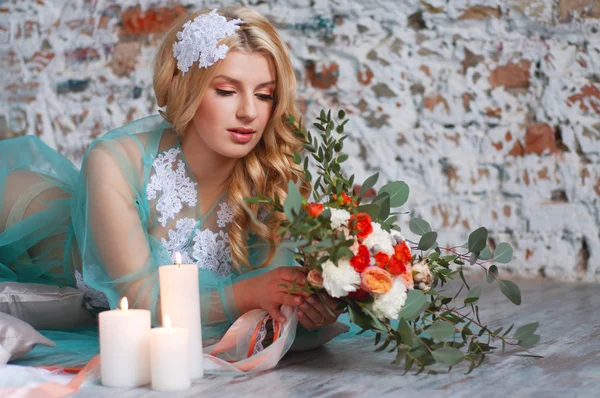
213, 75, 275, 88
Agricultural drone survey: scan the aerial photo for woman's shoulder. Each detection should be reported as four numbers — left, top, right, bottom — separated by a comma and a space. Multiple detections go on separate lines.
84, 115, 175, 168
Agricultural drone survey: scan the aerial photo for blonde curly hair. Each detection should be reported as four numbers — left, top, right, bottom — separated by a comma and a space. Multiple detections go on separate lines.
153, 7, 309, 271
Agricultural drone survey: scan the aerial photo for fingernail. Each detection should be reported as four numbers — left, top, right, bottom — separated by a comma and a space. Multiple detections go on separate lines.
280, 317, 286, 323
295, 297, 303, 304
297, 311, 303, 317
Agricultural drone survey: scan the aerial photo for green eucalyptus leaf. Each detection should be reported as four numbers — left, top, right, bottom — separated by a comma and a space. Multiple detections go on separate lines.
278, 239, 309, 249
347, 304, 372, 331
378, 194, 391, 220
469, 252, 479, 265
426, 321, 455, 340
337, 154, 349, 163
498, 279, 521, 305
356, 204, 381, 219
494, 242, 513, 264
518, 334, 541, 349
397, 318, 414, 346
467, 285, 481, 298
513, 322, 539, 340
479, 245, 493, 260
379, 181, 409, 207
283, 180, 302, 221
397, 290, 429, 321
338, 109, 346, 119
486, 265, 499, 283
359, 172, 379, 197
418, 231, 438, 251
468, 227, 488, 253
432, 347, 464, 367
409, 218, 432, 236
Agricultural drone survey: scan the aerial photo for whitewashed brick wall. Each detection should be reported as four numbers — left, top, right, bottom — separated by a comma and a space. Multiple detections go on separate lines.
1, 0, 599, 282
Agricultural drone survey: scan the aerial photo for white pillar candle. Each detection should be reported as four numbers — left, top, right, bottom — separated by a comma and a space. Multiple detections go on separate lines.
150, 315, 191, 391
159, 252, 203, 378
99, 297, 151, 388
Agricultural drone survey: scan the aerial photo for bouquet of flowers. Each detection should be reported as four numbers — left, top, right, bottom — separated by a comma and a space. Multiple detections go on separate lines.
246, 110, 541, 374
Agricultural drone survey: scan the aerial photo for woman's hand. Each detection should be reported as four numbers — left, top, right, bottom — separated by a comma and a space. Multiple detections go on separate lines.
248, 267, 310, 323
297, 293, 344, 331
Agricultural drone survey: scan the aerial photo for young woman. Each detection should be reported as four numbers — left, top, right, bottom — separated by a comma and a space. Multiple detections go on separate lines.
0, 7, 343, 361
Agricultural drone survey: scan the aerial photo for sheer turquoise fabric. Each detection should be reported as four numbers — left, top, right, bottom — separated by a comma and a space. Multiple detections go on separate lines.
0, 115, 298, 362
1, 115, 357, 369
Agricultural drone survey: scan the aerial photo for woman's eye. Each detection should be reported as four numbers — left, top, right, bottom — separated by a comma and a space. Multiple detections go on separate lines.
216, 89, 235, 96
256, 93, 275, 101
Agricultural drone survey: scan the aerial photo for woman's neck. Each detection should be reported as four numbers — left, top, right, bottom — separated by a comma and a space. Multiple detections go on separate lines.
179, 131, 238, 192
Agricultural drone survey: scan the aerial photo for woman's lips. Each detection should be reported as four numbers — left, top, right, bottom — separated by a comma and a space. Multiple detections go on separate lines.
228, 128, 256, 144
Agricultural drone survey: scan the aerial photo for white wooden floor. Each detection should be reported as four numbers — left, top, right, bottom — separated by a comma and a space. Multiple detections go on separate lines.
71, 279, 600, 398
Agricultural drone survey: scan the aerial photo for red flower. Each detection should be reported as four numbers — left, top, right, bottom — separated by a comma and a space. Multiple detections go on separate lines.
349, 213, 373, 240
387, 255, 407, 276
348, 288, 370, 302
333, 191, 354, 206
394, 241, 412, 264
305, 203, 324, 217
350, 244, 370, 272
340, 192, 353, 205
373, 252, 390, 268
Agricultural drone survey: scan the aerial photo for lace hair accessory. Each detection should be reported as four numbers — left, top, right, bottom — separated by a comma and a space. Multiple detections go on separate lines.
172, 9, 243, 74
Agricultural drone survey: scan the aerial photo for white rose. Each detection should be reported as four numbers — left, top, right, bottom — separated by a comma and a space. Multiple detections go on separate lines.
370, 279, 408, 320
329, 208, 351, 230
321, 259, 361, 298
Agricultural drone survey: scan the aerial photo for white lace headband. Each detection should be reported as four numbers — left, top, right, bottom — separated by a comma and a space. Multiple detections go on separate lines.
172, 9, 243, 74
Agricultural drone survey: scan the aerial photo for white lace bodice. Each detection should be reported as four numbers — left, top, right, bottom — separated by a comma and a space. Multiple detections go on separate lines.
76, 145, 235, 310
147, 147, 234, 277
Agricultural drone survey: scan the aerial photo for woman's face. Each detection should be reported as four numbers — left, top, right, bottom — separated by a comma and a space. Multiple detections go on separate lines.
188, 50, 276, 159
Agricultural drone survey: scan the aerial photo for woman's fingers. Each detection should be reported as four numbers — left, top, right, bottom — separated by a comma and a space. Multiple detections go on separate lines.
274, 292, 304, 307
266, 305, 286, 324
278, 267, 307, 284
297, 310, 316, 330
299, 299, 327, 326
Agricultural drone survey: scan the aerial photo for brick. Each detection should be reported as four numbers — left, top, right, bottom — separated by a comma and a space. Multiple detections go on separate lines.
557, 0, 600, 22
121, 5, 186, 36
305, 61, 339, 89
524, 124, 557, 155
488, 60, 532, 89
423, 95, 449, 113
458, 6, 501, 20
567, 84, 600, 114
109, 42, 141, 77
357, 67, 373, 85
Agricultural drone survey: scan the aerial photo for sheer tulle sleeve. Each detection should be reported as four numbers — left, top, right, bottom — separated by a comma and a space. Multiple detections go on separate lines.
72, 134, 162, 317
198, 234, 298, 338
72, 116, 300, 340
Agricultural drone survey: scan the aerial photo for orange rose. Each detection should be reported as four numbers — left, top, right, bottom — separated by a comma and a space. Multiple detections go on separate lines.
305, 203, 324, 217
348, 288, 370, 302
401, 266, 414, 290
361, 266, 393, 294
349, 213, 373, 240
350, 244, 370, 272
373, 252, 390, 268
387, 255, 407, 275
307, 269, 324, 288
394, 241, 412, 264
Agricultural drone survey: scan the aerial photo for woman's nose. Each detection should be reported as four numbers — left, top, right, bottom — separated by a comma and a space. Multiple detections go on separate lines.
236, 93, 258, 121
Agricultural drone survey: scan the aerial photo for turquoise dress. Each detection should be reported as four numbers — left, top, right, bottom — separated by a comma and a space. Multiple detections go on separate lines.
0, 115, 301, 367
